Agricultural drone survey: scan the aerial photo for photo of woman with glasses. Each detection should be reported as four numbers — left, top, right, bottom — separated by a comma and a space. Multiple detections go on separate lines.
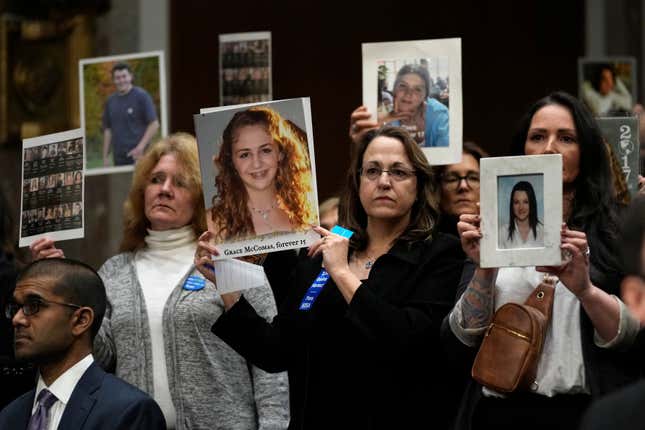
498, 179, 544, 249
377, 61, 449, 147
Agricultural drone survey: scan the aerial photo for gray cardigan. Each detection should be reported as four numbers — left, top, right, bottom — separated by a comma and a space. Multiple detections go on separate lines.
95, 252, 289, 429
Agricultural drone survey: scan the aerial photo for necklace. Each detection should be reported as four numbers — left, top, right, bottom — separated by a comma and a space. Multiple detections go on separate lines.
249, 200, 277, 228
356, 252, 378, 270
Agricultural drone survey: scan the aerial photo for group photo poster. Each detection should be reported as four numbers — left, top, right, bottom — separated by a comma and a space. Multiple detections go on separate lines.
194, 97, 319, 259
219, 32, 272, 107
19, 128, 85, 247
362, 37, 462, 165
596, 116, 641, 198
79, 50, 167, 175
578, 57, 637, 117
479, 154, 563, 268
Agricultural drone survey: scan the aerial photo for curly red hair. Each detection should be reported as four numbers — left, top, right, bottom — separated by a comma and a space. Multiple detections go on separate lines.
211, 106, 316, 240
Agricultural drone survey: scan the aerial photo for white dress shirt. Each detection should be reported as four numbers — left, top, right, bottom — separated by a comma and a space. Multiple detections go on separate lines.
31, 354, 94, 430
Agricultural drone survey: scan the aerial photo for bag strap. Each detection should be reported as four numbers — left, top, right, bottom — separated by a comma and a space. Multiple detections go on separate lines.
524, 274, 557, 321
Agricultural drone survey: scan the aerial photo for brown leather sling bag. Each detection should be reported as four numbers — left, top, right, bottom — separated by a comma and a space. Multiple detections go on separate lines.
471, 275, 556, 393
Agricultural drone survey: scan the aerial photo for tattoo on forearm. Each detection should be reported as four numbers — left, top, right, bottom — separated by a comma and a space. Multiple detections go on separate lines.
460, 273, 495, 328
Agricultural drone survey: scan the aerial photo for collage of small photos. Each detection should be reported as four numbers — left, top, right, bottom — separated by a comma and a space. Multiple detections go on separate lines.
219, 32, 272, 106
20, 132, 84, 245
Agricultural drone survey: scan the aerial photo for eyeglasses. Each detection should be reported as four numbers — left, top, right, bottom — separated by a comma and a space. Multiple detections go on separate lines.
360, 166, 416, 182
4, 299, 82, 319
440, 172, 480, 190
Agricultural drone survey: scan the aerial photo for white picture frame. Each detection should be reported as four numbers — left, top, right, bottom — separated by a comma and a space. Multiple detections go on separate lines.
194, 98, 320, 259
362, 37, 462, 165
19, 128, 85, 247
79, 50, 168, 176
479, 154, 562, 268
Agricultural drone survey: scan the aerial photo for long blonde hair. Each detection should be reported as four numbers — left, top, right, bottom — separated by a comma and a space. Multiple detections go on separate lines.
120, 133, 207, 251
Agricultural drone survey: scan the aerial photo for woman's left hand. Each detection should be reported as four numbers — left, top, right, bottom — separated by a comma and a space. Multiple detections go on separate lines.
536, 224, 592, 299
307, 225, 351, 277
638, 174, 645, 195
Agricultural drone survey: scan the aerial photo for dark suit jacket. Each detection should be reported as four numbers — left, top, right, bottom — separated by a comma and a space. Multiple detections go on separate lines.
0, 362, 166, 429
580, 379, 645, 430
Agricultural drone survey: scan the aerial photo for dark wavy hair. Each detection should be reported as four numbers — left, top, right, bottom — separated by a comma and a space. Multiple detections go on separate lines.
434, 141, 488, 177
338, 126, 439, 251
510, 91, 622, 288
210, 107, 316, 240
507, 181, 541, 242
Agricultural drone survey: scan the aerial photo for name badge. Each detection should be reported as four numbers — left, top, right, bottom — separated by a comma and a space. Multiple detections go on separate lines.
183, 275, 205, 291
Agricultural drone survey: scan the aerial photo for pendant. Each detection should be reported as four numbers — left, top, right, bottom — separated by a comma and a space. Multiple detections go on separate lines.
365, 260, 373, 269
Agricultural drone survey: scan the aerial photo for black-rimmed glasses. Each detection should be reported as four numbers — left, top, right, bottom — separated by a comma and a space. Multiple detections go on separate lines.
360, 166, 416, 182
4, 299, 82, 319
440, 172, 480, 190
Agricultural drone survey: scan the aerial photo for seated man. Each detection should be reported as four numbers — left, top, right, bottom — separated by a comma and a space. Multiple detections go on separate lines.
579, 196, 645, 430
0, 258, 165, 429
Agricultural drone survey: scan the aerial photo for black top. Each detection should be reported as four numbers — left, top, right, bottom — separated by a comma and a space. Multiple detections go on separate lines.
213, 233, 465, 430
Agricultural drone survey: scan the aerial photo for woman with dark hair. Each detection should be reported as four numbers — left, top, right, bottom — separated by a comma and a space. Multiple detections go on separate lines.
499, 180, 543, 249
375, 63, 449, 147
196, 126, 465, 429
443, 91, 640, 429
209, 106, 316, 241
434, 141, 488, 236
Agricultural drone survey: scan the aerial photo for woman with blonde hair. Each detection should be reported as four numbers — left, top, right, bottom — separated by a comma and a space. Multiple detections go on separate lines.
209, 106, 316, 240
30, 133, 289, 430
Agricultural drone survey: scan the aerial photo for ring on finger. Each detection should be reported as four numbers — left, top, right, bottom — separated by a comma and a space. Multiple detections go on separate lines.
351, 124, 358, 133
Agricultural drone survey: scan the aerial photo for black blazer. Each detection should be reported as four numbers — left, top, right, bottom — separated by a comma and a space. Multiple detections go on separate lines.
213, 233, 465, 430
0, 362, 166, 430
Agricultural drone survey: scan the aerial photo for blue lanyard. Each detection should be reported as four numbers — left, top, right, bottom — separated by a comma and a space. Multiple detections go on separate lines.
299, 225, 354, 311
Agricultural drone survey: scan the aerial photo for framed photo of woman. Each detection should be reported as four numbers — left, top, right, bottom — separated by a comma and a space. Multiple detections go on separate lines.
578, 57, 636, 117
479, 154, 562, 268
194, 98, 320, 259
362, 38, 462, 165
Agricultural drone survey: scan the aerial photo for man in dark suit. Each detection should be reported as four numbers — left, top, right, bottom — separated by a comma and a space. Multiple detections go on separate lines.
579, 196, 645, 430
0, 258, 165, 429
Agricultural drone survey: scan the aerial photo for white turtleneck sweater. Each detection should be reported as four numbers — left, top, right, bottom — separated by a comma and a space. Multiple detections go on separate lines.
134, 226, 197, 429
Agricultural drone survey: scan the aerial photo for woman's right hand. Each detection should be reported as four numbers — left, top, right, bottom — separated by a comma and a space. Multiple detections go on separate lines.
194, 231, 241, 310
457, 213, 482, 264
30, 237, 65, 260
349, 106, 379, 144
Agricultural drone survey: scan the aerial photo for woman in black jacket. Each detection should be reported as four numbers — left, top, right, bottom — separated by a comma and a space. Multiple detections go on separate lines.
196, 126, 465, 429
